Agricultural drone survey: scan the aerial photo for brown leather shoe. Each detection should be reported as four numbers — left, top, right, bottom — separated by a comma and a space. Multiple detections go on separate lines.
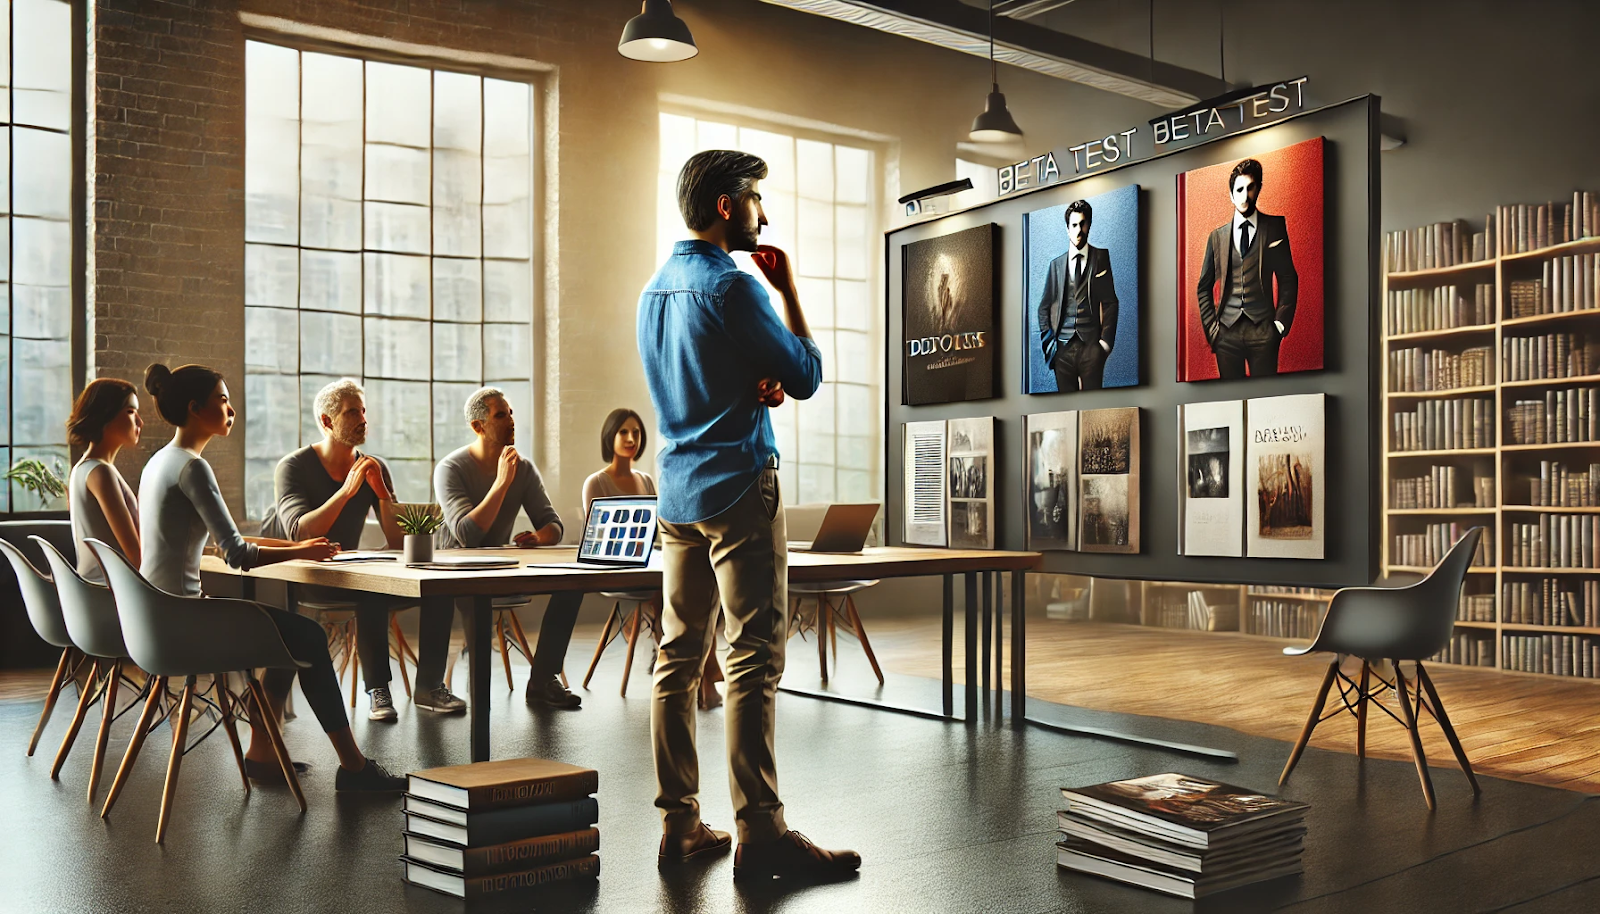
659, 823, 732, 863
733, 830, 861, 882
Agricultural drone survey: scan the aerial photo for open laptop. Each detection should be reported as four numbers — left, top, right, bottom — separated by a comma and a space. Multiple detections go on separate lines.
535, 495, 659, 570
788, 503, 880, 554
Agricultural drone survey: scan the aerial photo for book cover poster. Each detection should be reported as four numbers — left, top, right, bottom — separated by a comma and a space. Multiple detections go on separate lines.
1179, 400, 1245, 557
1177, 136, 1325, 382
902, 420, 947, 546
1078, 407, 1140, 553
947, 416, 995, 550
1024, 184, 1141, 394
1246, 393, 1326, 559
1024, 410, 1078, 551
902, 224, 998, 405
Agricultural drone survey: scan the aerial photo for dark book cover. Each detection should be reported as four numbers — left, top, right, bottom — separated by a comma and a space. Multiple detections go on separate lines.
901, 223, 998, 405
402, 853, 599, 900
403, 827, 600, 877
404, 796, 599, 847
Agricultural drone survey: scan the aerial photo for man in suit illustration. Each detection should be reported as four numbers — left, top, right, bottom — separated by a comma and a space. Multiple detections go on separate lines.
1196, 158, 1299, 379
1036, 199, 1120, 391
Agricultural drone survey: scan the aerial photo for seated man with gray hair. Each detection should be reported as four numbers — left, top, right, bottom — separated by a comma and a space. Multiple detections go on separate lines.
272, 378, 465, 720
434, 386, 583, 709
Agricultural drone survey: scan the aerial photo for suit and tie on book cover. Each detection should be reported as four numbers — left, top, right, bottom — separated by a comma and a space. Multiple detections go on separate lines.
1178, 137, 1326, 383
1024, 184, 1142, 394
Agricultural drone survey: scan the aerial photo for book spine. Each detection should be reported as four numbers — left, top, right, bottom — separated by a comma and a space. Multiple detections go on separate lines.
463, 827, 601, 876
465, 855, 601, 899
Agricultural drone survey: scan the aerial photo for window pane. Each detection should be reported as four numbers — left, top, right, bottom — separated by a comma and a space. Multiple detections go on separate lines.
301, 53, 363, 250
835, 146, 870, 205
12, 0, 71, 131
798, 464, 835, 504
11, 445, 67, 510
772, 411, 797, 469
433, 257, 483, 322
299, 311, 361, 376
484, 260, 532, 323
761, 190, 796, 254
299, 374, 341, 444
835, 279, 871, 332
12, 285, 68, 339
245, 42, 300, 245
837, 469, 873, 502
387, 459, 434, 503
365, 379, 432, 460
837, 383, 874, 437
434, 71, 483, 152
484, 324, 531, 380
246, 459, 277, 522
246, 307, 298, 374
796, 139, 834, 202
12, 216, 67, 286
433, 322, 482, 382
300, 250, 361, 312
484, 79, 531, 259
660, 113, 696, 175
366, 62, 431, 147
434, 148, 482, 257
363, 252, 430, 317
0, 218, 8, 282
797, 277, 833, 328
245, 373, 299, 459
835, 330, 870, 385
737, 128, 794, 192
838, 434, 874, 471
696, 120, 736, 150
366, 143, 430, 205
0, 134, 10, 214
11, 338, 68, 445
797, 199, 834, 277
484, 381, 532, 422
365, 317, 432, 380
433, 382, 479, 457
797, 385, 835, 464
11, 127, 69, 218
245, 244, 298, 308
809, 328, 835, 374
364, 201, 430, 254
835, 204, 869, 281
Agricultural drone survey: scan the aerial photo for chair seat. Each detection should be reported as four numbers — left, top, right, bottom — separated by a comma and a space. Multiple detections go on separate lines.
298, 600, 359, 613
790, 579, 878, 595
599, 590, 657, 602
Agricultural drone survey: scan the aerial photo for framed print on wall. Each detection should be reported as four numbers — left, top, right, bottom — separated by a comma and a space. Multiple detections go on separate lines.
1078, 407, 1141, 553
1024, 411, 1078, 551
1177, 136, 1325, 383
1178, 399, 1245, 557
902, 420, 947, 546
902, 223, 998, 405
1246, 393, 1326, 559
946, 417, 996, 550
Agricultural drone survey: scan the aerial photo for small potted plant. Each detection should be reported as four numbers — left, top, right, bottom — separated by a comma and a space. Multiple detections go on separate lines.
396, 503, 444, 565
4, 457, 68, 511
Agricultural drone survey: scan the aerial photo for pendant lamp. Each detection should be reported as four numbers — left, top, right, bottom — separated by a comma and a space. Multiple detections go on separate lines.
618, 0, 699, 63
970, 0, 1023, 142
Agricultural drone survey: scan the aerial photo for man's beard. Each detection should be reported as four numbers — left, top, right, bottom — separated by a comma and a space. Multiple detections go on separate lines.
731, 217, 760, 252
334, 426, 366, 448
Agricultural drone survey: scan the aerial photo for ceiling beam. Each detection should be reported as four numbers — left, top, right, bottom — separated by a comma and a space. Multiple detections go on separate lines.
757, 0, 1224, 109
994, 0, 1081, 20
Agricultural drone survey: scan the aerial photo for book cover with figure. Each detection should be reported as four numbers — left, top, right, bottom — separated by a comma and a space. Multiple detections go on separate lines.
1246, 393, 1326, 559
1024, 410, 1079, 551
903, 223, 998, 405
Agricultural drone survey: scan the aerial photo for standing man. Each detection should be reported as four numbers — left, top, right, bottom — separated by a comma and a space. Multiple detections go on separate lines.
639, 149, 859, 881
1037, 199, 1120, 391
1196, 158, 1299, 379
271, 378, 465, 720
434, 387, 583, 710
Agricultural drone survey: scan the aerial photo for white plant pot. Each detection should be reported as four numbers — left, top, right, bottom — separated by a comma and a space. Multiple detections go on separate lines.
404, 533, 435, 564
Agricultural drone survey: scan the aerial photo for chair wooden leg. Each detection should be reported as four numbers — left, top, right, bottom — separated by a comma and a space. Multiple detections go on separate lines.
827, 595, 839, 662
496, 612, 514, 691
29, 647, 77, 757
248, 676, 307, 813
52, 659, 104, 779
1393, 661, 1437, 811
1416, 662, 1480, 795
620, 607, 643, 698
102, 676, 166, 819
390, 615, 413, 698
156, 677, 196, 844
1356, 661, 1371, 761
1279, 658, 1338, 786
844, 595, 885, 685
87, 659, 124, 804
348, 617, 361, 709
213, 672, 250, 794
507, 611, 540, 685
816, 597, 830, 683
583, 606, 622, 689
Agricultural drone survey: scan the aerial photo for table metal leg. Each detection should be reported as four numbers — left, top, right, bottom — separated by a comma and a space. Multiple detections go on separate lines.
963, 572, 977, 723
1010, 570, 1026, 726
469, 596, 492, 762
980, 572, 992, 707
941, 575, 953, 718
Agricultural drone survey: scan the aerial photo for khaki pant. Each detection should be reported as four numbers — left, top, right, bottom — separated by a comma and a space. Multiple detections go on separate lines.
652, 469, 788, 843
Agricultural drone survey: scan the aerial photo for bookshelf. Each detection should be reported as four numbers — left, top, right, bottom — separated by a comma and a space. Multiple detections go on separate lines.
1383, 197, 1600, 682
1134, 580, 1334, 641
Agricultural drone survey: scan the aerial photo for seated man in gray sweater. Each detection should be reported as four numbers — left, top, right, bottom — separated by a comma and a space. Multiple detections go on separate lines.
434, 386, 583, 709
271, 378, 465, 720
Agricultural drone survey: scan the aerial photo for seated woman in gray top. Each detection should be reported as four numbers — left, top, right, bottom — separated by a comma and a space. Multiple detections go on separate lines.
270, 378, 464, 722
435, 386, 582, 710
66, 378, 143, 585
138, 362, 405, 792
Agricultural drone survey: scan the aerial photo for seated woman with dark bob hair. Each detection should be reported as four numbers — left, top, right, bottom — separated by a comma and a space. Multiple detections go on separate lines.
66, 378, 144, 585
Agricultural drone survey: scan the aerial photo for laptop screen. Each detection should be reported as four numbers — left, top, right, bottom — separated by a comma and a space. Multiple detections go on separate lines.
577, 496, 659, 567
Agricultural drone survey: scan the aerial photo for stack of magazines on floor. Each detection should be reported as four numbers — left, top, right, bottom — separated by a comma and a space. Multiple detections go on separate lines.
402, 757, 601, 901
1056, 773, 1309, 899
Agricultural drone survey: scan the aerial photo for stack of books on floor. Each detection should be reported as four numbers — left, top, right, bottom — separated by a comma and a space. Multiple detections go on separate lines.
1056, 773, 1309, 900
402, 757, 601, 901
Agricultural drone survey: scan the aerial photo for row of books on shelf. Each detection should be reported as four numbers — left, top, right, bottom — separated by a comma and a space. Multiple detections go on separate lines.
401, 758, 600, 901
1244, 601, 1324, 640
1497, 194, 1600, 256
1506, 389, 1600, 444
1503, 578, 1600, 627
1244, 585, 1330, 596
1390, 465, 1494, 509
1054, 774, 1308, 900
1390, 524, 1493, 568
1390, 398, 1494, 451
1502, 634, 1600, 678
1516, 460, 1600, 506
1505, 255, 1600, 320
1457, 592, 1496, 623
1388, 345, 1493, 392
1506, 514, 1600, 568
1384, 220, 1493, 273
1384, 283, 1492, 335
1431, 631, 1496, 667
1149, 591, 1238, 632
1503, 331, 1598, 382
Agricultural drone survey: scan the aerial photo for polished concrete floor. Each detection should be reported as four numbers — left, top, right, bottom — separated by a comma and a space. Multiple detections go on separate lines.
3, 642, 1598, 914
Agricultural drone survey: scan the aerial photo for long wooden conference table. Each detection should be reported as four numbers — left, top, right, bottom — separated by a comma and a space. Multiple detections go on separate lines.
202, 546, 1041, 762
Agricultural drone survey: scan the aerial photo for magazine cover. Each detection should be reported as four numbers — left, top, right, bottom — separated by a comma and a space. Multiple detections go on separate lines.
1063, 773, 1309, 833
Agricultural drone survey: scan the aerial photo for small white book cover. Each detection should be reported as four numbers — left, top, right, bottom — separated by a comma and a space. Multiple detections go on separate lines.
1246, 393, 1326, 560
1179, 400, 1244, 557
1024, 411, 1079, 551
903, 420, 947, 546
946, 416, 996, 549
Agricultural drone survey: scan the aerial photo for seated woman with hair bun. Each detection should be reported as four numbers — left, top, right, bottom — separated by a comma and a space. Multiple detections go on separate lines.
137, 361, 406, 792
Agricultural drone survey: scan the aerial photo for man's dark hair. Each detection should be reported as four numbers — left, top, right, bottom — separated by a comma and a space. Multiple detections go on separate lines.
1064, 199, 1093, 230
677, 150, 768, 232
1228, 158, 1264, 191
600, 407, 647, 462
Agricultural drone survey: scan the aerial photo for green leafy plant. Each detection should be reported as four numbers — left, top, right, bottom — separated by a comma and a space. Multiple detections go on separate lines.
396, 502, 443, 536
4, 457, 68, 509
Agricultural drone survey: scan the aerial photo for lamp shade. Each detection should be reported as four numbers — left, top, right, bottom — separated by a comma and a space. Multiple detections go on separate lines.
969, 86, 1023, 142
618, 0, 699, 62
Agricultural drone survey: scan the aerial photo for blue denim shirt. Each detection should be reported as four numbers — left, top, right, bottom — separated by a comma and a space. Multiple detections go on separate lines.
638, 240, 824, 524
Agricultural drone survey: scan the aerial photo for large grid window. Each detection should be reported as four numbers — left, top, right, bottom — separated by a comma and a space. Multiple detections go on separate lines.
1, 0, 73, 513
244, 41, 536, 519
657, 113, 880, 505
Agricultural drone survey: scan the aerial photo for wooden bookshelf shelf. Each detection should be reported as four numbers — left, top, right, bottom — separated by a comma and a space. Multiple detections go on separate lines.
1245, 592, 1333, 603
1386, 507, 1497, 515
1502, 442, 1600, 452
1500, 505, 1600, 514
1385, 385, 1497, 399
1387, 565, 1498, 573
1501, 309, 1600, 330
1384, 260, 1496, 283
1499, 235, 1600, 264
1501, 623, 1600, 635
1388, 448, 1497, 458
1386, 324, 1496, 343
1452, 620, 1498, 630
1502, 567, 1600, 574
1502, 373, 1600, 389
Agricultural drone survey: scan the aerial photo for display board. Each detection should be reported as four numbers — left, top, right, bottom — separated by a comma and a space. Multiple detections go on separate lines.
884, 97, 1380, 588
